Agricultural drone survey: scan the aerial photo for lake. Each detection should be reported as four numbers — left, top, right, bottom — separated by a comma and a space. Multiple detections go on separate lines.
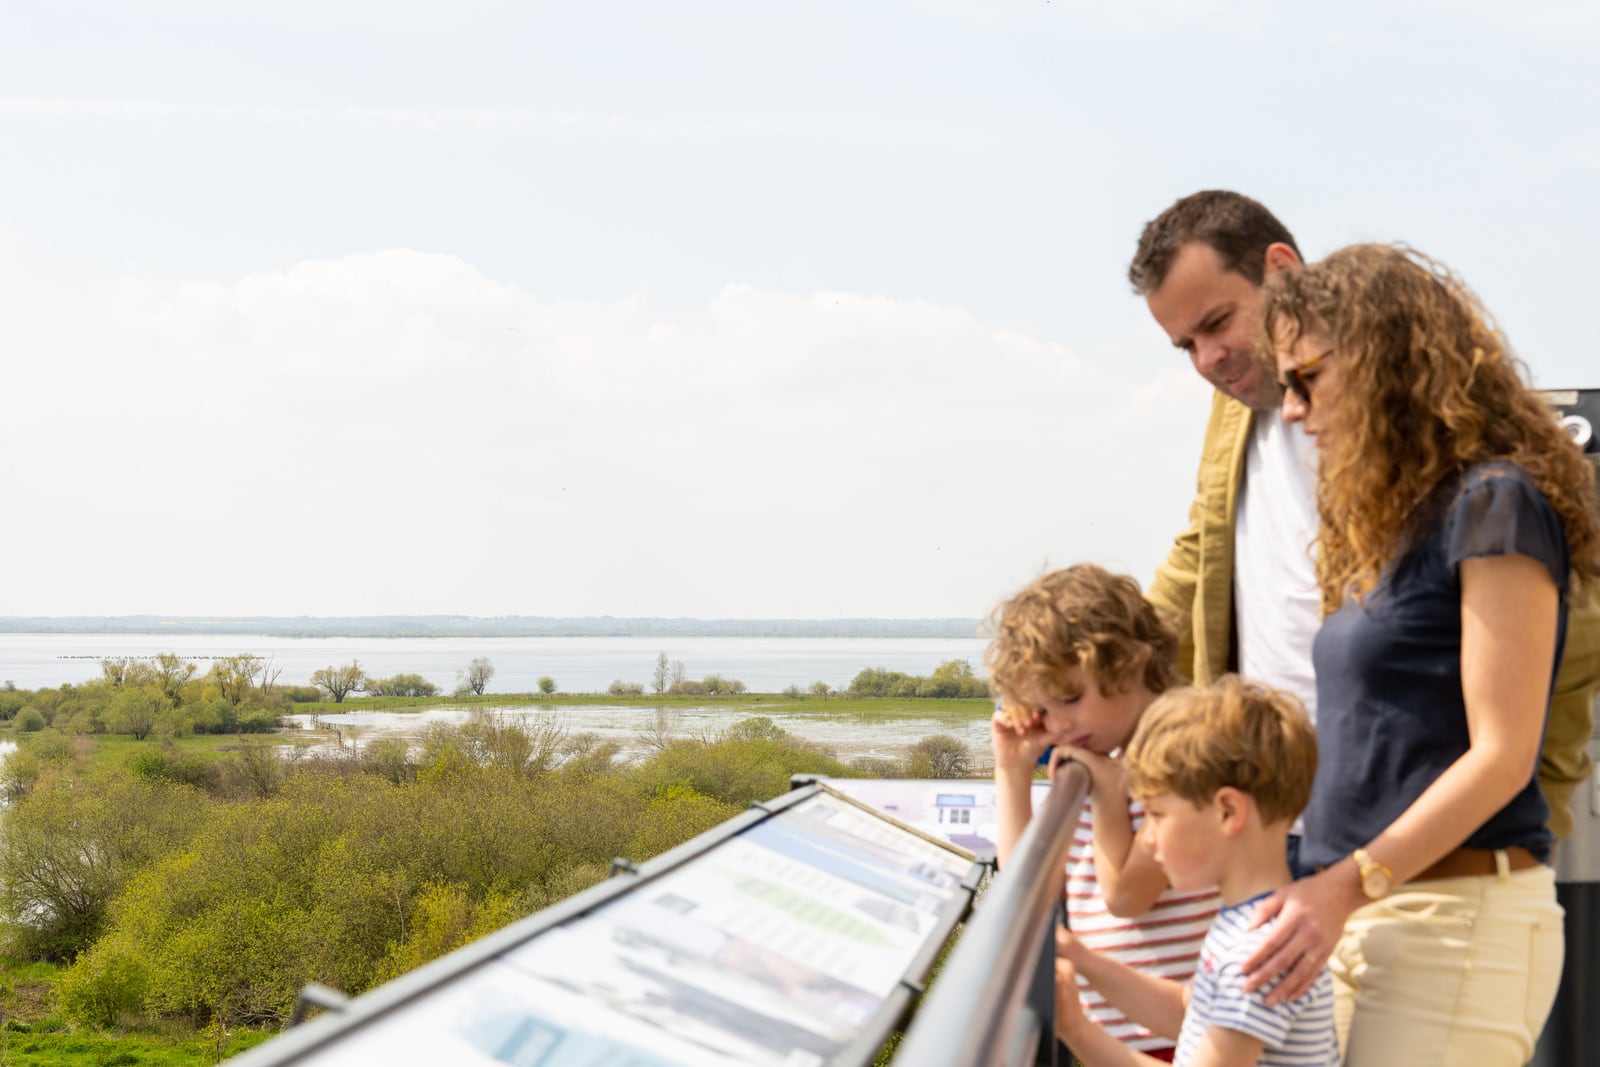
0, 633, 992, 694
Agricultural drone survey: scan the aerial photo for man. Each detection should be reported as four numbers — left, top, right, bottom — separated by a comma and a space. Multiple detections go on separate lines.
1129, 189, 1599, 840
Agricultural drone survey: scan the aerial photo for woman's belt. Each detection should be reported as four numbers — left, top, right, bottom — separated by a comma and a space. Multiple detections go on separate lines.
1411, 845, 1541, 883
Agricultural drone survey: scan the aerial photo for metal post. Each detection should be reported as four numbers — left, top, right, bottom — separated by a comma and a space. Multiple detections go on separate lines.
1530, 691, 1600, 1067
1529, 428, 1600, 1067
893, 759, 1091, 1067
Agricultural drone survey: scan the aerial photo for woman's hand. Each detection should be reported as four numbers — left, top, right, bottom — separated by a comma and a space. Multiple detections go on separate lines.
1240, 865, 1362, 1003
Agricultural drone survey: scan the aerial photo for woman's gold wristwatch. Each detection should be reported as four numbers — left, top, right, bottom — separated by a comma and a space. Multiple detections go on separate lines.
1351, 848, 1393, 901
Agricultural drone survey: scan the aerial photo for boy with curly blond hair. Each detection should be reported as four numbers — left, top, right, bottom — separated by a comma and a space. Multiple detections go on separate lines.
988, 564, 1218, 1061
1053, 676, 1336, 1066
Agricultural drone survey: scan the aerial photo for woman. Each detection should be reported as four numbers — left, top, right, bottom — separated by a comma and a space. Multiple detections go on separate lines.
1237, 243, 1600, 1065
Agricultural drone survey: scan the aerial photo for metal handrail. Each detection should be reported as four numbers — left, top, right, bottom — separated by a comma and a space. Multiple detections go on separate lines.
893, 758, 1090, 1067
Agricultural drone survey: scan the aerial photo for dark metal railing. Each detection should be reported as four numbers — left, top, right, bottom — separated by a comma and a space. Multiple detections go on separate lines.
894, 758, 1090, 1067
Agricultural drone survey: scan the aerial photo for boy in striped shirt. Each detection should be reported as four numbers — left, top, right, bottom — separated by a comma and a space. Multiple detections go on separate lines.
989, 565, 1221, 1061
1054, 675, 1337, 1067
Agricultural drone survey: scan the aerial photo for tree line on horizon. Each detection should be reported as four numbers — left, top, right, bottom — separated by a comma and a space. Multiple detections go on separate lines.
0, 653, 535, 736
0, 652, 992, 745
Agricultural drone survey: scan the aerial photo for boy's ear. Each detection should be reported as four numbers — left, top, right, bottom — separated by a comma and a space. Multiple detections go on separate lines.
1214, 786, 1250, 836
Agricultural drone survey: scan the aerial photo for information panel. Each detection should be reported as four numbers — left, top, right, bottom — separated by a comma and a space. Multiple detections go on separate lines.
261, 787, 977, 1067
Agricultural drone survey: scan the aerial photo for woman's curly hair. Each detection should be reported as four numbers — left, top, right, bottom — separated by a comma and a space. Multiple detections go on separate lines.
1260, 243, 1600, 613
986, 564, 1178, 726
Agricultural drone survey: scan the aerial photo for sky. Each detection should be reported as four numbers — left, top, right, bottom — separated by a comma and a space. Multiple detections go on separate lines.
2, 1, 1596, 620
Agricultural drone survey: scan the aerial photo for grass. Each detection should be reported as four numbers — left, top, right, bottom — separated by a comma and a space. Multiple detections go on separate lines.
0, 956, 276, 1065
80, 733, 297, 772
0, 693, 993, 774
0, 1028, 276, 1066
293, 691, 996, 721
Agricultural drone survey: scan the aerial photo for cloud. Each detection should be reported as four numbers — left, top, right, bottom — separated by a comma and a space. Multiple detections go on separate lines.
905, 0, 1280, 34
0, 98, 977, 148
1, 251, 1208, 617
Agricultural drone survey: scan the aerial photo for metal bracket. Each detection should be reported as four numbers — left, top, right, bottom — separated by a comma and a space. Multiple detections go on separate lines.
288, 983, 350, 1027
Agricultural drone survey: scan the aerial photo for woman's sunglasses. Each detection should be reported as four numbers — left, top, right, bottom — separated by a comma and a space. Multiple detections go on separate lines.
1279, 348, 1332, 407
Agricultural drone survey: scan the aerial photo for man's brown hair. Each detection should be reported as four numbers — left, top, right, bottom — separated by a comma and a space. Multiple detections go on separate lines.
986, 564, 1177, 727
1128, 190, 1301, 295
1125, 675, 1317, 826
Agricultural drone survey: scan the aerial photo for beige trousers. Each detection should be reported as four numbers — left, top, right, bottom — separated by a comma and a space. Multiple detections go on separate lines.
1332, 862, 1563, 1067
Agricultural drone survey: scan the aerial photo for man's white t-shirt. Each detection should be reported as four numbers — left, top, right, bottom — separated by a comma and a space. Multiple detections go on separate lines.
1233, 412, 1321, 751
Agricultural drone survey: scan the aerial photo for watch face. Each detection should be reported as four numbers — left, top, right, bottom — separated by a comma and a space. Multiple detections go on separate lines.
1362, 868, 1391, 899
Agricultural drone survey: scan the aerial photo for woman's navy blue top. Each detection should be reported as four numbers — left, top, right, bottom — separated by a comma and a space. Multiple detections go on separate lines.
1301, 461, 1568, 871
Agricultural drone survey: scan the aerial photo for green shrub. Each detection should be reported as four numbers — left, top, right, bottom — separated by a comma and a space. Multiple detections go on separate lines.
724, 716, 786, 742
0, 691, 25, 721
847, 668, 910, 697
850, 756, 905, 778
59, 939, 149, 1028
373, 881, 515, 984
126, 742, 216, 791
14, 708, 45, 733
22, 730, 76, 764
0, 749, 42, 799
366, 674, 441, 698
237, 710, 282, 733
907, 734, 973, 778
560, 734, 621, 779
624, 784, 739, 861
0, 775, 207, 959
361, 737, 415, 785
630, 736, 853, 808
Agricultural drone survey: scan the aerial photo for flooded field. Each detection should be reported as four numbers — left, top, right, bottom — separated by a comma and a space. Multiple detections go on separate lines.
284, 703, 994, 766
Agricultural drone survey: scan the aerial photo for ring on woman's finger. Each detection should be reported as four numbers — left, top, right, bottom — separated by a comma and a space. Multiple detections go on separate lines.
1301, 951, 1316, 967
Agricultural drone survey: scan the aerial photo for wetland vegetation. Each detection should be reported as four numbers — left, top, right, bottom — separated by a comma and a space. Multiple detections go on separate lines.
0, 652, 994, 1064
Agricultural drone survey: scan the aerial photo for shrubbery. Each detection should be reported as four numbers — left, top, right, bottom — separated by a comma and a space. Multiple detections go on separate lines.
847, 659, 989, 699
906, 734, 973, 778
3, 712, 881, 1028
365, 673, 441, 698
0, 667, 988, 1034
2, 657, 290, 741
666, 674, 746, 696
0, 690, 26, 721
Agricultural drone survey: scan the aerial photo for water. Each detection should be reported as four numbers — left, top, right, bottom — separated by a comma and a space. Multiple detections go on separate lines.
284, 705, 995, 764
0, 633, 990, 695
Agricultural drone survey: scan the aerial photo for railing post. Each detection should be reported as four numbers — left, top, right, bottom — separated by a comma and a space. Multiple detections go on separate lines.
1531, 690, 1600, 1067
1530, 429, 1600, 1067
894, 759, 1091, 1067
